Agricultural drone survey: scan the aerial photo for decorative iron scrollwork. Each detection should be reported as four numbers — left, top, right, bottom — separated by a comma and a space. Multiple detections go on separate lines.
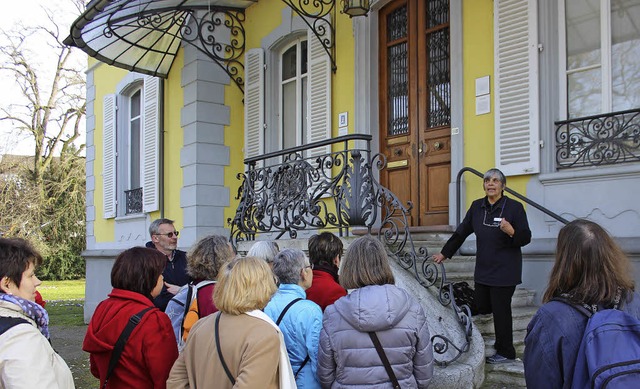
555, 108, 640, 169
125, 187, 143, 215
228, 134, 472, 366
281, 0, 337, 72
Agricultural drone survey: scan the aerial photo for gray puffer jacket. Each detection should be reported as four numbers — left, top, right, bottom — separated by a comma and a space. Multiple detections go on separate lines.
317, 284, 434, 389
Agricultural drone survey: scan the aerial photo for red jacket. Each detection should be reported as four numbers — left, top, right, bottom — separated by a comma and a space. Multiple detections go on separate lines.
83, 288, 178, 389
306, 269, 347, 312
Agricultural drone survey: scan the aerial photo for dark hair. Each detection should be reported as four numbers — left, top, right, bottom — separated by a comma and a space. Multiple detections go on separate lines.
111, 247, 166, 300
340, 235, 394, 289
187, 235, 235, 280
308, 232, 343, 267
0, 238, 43, 288
543, 219, 635, 305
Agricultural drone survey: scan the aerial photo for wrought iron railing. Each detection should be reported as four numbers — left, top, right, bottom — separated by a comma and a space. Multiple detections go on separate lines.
125, 187, 143, 215
228, 134, 472, 366
555, 108, 640, 168
455, 167, 569, 225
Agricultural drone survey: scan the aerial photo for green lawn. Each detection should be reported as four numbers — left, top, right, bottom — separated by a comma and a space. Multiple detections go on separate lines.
39, 279, 85, 300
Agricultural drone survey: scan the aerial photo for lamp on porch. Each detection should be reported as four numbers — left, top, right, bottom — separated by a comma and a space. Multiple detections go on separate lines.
342, 0, 370, 17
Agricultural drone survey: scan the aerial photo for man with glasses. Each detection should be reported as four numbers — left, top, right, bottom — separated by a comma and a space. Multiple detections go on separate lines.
146, 218, 191, 310
432, 168, 531, 365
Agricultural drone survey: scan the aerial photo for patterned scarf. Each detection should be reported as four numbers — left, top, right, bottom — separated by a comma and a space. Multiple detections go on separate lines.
0, 292, 50, 339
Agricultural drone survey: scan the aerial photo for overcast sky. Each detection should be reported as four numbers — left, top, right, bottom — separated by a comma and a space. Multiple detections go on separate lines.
0, 0, 86, 156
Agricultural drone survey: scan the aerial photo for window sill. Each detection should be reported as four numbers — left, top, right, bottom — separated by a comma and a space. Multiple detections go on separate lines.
114, 213, 147, 222
540, 163, 640, 185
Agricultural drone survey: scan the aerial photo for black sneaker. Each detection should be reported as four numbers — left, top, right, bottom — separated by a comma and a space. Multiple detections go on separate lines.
486, 353, 512, 364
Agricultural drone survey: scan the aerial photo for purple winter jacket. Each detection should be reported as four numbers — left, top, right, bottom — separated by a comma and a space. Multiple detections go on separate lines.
317, 284, 434, 389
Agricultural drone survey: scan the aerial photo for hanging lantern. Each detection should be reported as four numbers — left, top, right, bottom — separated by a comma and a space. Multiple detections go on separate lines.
342, 0, 370, 17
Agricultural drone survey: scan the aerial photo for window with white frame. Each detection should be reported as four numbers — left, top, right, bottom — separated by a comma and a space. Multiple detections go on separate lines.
561, 0, 640, 119
103, 74, 161, 218
244, 26, 331, 161
280, 39, 308, 150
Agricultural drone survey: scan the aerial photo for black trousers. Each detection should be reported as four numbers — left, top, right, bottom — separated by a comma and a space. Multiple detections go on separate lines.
474, 282, 516, 359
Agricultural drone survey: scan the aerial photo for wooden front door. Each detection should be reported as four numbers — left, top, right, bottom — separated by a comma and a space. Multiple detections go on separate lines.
379, 0, 451, 226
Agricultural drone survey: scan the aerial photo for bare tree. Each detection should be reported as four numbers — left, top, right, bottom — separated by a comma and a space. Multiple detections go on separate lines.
0, 0, 87, 279
0, 0, 86, 185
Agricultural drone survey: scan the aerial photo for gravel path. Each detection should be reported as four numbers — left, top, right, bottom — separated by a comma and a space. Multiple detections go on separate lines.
51, 325, 97, 389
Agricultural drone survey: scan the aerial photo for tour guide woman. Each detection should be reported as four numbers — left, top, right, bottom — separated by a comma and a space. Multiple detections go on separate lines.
433, 168, 531, 364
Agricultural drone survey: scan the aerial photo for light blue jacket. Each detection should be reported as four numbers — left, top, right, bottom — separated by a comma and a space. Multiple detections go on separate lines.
265, 284, 323, 389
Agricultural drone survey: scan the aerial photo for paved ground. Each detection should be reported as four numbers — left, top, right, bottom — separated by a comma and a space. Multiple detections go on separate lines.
51, 325, 98, 389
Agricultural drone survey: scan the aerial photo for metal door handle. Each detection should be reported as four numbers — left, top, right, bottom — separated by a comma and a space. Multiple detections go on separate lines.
434, 141, 443, 150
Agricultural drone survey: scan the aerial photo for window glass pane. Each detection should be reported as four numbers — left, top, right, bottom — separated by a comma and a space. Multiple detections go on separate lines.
568, 68, 602, 118
130, 90, 141, 189
565, 0, 601, 71
611, 0, 640, 112
302, 76, 308, 145
131, 90, 141, 118
301, 40, 308, 75
282, 80, 296, 149
282, 45, 297, 81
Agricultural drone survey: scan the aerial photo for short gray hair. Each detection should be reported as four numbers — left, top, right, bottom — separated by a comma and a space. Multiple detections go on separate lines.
247, 241, 280, 263
483, 168, 506, 186
149, 218, 174, 237
272, 248, 307, 285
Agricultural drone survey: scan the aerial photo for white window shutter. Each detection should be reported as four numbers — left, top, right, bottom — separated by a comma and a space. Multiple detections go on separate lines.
307, 20, 332, 158
103, 94, 117, 219
142, 75, 161, 213
244, 48, 265, 163
494, 0, 539, 175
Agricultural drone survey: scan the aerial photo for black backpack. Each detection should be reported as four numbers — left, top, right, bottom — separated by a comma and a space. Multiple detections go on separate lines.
0, 316, 29, 335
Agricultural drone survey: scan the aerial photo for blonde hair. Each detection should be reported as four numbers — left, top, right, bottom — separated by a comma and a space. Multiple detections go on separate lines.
214, 256, 277, 315
340, 235, 394, 290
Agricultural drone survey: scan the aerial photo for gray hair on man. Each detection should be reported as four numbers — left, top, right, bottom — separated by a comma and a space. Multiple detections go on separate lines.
272, 248, 308, 285
247, 241, 280, 264
149, 218, 174, 237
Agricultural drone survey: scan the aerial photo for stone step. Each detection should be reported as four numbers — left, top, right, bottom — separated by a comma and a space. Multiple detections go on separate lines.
483, 329, 528, 358
473, 306, 539, 335
481, 360, 526, 388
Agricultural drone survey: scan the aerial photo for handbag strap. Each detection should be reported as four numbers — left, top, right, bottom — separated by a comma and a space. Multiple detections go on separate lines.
369, 332, 401, 389
275, 298, 303, 325
103, 306, 153, 389
215, 313, 236, 385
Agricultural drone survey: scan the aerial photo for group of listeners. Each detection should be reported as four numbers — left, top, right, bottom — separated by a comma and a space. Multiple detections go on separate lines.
1, 215, 638, 388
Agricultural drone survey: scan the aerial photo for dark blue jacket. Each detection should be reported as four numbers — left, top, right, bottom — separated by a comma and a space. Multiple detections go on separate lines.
146, 241, 191, 311
524, 292, 640, 389
440, 195, 531, 286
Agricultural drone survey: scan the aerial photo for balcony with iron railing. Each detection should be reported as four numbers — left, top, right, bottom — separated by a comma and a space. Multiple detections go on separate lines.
125, 187, 143, 215
555, 108, 640, 169
228, 134, 473, 366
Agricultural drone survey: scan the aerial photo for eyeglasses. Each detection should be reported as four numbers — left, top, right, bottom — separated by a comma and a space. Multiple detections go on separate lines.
154, 231, 179, 238
305, 264, 314, 270
482, 199, 506, 228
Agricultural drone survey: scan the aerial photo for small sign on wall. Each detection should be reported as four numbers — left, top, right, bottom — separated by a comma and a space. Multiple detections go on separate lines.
475, 76, 491, 116
338, 112, 348, 127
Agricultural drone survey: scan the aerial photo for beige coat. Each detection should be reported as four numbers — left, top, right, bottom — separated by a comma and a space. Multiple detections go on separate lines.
0, 300, 75, 389
167, 311, 286, 388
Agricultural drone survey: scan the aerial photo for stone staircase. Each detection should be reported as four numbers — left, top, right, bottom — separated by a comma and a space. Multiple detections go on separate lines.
406, 228, 537, 388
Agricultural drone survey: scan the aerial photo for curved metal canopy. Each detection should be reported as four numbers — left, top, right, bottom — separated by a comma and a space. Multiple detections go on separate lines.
65, 0, 256, 92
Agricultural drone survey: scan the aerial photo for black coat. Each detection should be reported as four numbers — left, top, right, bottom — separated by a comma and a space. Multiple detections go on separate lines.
440, 195, 531, 286
146, 241, 191, 311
